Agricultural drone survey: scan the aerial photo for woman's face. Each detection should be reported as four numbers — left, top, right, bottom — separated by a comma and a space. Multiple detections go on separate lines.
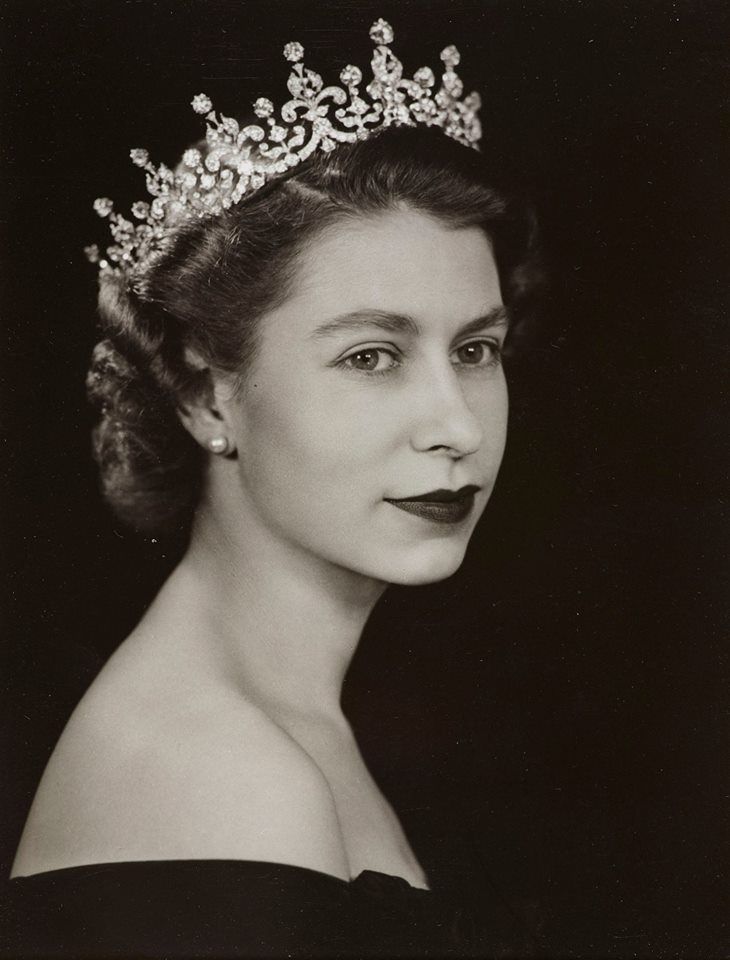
223, 207, 509, 586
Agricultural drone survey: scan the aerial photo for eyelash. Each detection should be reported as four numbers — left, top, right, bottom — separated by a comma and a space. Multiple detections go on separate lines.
337, 339, 504, 377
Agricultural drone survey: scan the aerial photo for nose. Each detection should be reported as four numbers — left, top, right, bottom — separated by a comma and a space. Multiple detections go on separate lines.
409, 364, 484, 459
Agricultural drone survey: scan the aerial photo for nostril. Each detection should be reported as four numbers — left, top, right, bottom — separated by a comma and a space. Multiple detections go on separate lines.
428, 444, 465, 458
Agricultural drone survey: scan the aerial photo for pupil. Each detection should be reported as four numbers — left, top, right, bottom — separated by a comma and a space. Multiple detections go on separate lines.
357, 351, 377, 368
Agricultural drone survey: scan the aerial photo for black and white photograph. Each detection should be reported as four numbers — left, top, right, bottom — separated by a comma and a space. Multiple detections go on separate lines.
2, 1, 728, 956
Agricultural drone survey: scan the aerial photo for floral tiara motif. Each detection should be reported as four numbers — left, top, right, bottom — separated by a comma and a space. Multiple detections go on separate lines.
85, 18, 482, 281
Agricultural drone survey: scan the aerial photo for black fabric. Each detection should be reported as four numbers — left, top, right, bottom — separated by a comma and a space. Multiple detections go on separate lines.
3, 854, 533, 958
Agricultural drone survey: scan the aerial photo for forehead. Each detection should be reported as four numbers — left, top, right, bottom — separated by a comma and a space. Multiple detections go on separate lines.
274, 208, 502, 330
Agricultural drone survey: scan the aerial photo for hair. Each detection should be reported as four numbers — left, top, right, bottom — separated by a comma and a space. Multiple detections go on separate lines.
86, 126, 544, 538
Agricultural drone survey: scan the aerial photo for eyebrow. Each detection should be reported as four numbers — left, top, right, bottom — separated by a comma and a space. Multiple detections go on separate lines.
310, 304, 510, 341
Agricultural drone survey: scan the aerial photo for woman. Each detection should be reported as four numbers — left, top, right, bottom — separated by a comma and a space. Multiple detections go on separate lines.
9, 21, 542, 957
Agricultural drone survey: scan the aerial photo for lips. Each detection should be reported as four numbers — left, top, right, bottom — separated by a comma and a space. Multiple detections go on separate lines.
384, 485, 481, 524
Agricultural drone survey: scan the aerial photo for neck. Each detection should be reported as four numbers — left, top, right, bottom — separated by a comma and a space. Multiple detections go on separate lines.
163, 470, 387, 720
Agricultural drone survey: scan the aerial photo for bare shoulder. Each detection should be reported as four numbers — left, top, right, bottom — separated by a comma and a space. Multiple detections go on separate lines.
12, 669, 347, 879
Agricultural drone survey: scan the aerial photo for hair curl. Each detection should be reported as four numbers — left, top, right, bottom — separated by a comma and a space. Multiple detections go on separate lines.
87, 126, 544, 538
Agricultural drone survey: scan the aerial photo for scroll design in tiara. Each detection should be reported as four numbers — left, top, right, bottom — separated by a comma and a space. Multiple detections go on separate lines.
85, 18, 482, 280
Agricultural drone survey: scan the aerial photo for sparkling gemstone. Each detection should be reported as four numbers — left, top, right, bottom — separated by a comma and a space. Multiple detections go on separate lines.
339, 64, 362, 87
443, 74, 464, 97
129, 148, 149, 167
221, 117, 239, 137
191, 93, 213, 115
369, 19, 394, 45
414, 66, 435, 88
243, 125, 265, 142
93, 197, 114, 217
440, 44, 460, 67
131, 201, 150, 219
312, 117, 331, 135
182, 148, 201, 168
83, 244, 100, 263
411, 100, 437, 121
253, 97, 274, 118
283, 41, 304, 62
113, 216, 133, 234
269, 125, 287, 143
204, 154, 221, 172
302, 69, 323, 94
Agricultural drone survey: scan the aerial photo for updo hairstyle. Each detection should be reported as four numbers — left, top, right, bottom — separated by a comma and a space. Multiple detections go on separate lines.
86, 126, 543, 538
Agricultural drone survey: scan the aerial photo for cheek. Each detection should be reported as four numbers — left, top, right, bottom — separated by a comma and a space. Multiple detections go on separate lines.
470, 373, 509, 460
493, 380, 509, 454
236, 376, 383, 507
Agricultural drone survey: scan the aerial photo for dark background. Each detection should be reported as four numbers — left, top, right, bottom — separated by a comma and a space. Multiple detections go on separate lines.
2, 0, 728, 955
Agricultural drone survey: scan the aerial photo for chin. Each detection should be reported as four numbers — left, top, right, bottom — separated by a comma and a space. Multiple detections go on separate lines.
377, 538, 470, 587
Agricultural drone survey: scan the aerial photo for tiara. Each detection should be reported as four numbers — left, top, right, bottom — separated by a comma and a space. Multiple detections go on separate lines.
85, 18, 482, 280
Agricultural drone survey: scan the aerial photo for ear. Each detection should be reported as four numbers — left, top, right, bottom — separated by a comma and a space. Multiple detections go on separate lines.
177, 348, 238, 455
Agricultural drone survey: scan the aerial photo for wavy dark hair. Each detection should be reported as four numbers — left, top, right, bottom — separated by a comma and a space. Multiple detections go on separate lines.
86, 126, 543, 538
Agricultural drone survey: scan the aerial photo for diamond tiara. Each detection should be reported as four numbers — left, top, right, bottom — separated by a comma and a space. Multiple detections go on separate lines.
85, 18, 482, 279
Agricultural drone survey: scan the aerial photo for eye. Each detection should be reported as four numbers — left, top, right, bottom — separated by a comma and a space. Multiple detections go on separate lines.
340, 347, 400, 373
452, 339, 501, 368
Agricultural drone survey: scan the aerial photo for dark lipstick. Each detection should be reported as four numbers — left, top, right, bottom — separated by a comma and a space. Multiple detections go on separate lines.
385, 485, 480, 524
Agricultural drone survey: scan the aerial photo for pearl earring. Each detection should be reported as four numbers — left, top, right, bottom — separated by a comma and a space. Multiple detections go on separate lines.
208, 436, 229, 455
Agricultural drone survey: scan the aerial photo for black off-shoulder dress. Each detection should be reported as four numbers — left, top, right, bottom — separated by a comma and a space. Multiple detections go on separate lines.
4, 840, 535, 958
